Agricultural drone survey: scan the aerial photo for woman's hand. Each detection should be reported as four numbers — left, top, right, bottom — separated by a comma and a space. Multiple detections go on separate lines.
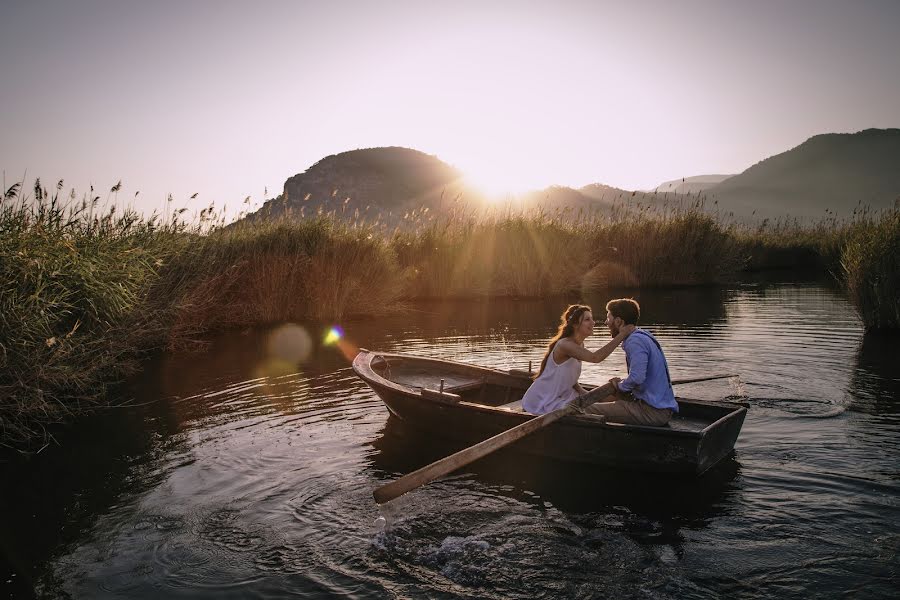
620, 324, 636, 337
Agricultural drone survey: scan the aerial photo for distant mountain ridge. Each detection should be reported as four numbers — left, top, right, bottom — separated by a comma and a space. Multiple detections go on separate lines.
707, 128, 900, 217
244, 147, 656, 226
242, 128, 900, 225
652, 174, 734, 195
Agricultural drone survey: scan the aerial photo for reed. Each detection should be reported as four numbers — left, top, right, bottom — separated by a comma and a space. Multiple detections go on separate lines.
0, 183, 401, 447
0, 180, 182, 448
732, 214, 852, 277
153, 217, 402, 349
840, 209, 900, 330
391, 203, 745, 297
2, 178, 897, 448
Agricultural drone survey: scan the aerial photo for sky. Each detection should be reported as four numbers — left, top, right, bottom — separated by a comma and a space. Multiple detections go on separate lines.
2, 0, 899, 219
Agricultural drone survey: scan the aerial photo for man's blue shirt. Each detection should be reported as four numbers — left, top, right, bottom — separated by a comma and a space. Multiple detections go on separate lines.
618, 329, 678, 412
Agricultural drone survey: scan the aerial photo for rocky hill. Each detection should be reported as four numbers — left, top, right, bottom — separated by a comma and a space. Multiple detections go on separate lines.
243, 147, 471, 225
707, 128, 900, 218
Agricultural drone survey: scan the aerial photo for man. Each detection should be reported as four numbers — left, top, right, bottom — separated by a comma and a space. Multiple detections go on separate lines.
581, 298, 678, 426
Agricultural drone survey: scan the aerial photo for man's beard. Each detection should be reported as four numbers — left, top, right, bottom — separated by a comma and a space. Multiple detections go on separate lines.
609, 325, 619, 338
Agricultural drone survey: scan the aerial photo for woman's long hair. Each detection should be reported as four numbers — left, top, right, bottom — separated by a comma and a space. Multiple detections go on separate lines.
534, 304, 591, 379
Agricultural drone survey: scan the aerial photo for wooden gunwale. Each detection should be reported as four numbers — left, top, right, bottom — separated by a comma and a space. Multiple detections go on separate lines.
354, 349, 745, 440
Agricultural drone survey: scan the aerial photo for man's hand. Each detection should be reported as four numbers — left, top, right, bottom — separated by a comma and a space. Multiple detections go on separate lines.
609, 377, 621, 391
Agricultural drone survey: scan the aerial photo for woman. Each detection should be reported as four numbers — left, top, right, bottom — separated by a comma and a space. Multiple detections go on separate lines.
521, 304, 635, 415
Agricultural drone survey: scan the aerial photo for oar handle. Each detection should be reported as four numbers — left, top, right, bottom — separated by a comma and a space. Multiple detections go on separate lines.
373, 382, 615, 504
671, 373, 739, 385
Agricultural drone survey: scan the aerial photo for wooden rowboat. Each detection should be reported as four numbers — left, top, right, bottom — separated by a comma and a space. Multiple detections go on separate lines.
352, 349, 747, 476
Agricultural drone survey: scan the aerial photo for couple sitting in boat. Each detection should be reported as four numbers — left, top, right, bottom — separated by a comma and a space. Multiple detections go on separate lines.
521, 298, 677, 426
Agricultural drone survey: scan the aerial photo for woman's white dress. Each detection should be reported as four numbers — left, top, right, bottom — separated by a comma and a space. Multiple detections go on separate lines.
521, 343, 582, 414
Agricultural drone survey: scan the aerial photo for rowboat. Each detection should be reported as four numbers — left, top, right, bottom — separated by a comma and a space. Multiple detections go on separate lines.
352, 349, 747, 476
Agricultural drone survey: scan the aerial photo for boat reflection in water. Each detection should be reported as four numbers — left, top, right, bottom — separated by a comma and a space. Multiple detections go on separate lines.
369, 412, 743, 552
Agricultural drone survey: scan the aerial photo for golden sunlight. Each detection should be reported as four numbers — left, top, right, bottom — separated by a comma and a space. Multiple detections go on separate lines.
461, 165, 548, 199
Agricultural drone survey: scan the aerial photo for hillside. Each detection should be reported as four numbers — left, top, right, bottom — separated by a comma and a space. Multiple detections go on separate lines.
241, 130, 900, 227
708, 128, 900, 218
243, 147, 473, 225
242, 147, 651, 226
652, 174, 734, 195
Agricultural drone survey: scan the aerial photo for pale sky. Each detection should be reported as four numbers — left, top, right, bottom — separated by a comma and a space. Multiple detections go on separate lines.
2, 0, 899, 219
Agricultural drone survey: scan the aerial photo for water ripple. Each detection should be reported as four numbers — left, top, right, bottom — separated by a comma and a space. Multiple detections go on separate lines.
29, 285, 900, 599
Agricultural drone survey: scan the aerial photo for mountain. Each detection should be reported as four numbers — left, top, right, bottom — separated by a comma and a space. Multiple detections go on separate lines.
652, 174, 733, 195
707, 128, 900, 218
243, 147, 473, 225
242, 147, 645, 226
242, 129, 900, 226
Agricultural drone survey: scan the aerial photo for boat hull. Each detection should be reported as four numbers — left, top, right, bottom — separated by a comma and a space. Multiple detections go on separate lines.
354, 351, 746, 476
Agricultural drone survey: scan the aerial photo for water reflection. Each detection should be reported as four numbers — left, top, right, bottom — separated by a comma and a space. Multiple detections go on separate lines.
1, 284, 897, 599
849, 331, 900, 416
370, 414, 740, 522
584, 286, 731, 327
0, 400, 189, 598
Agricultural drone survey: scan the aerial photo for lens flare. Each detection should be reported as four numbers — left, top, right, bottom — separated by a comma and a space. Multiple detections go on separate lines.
268, 323, 312, 363
322, 324, 359, 362
256, 323, 313, 379
324, 325, 344, 346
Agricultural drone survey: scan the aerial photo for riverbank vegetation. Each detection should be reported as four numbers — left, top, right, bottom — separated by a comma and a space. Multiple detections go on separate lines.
841, 209, 900, 330
2, 180, 897, 448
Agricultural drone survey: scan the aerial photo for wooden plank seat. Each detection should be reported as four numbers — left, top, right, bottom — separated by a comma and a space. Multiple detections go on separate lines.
498, 399, 525, 412
421, 388, 462, 403
420, 377, 486, 404
443, 379, 485, 393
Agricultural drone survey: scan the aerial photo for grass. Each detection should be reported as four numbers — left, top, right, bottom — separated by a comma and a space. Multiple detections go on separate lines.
154, 218, 402, 350
1, 179, 897, 448
391, 204, 745, 297
1, 180, 181, 448
841, 209, 900, 330
0, 180, 401, 448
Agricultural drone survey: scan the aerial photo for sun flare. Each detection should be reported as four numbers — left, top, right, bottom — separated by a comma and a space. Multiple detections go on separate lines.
460, 163, 549, 200
461, 173, 538, 200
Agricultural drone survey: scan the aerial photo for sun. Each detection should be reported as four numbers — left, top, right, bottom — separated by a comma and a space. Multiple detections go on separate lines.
461, 167, 544, 200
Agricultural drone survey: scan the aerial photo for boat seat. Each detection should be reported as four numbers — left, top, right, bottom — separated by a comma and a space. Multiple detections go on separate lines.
421, 388, 461, 403
498, 399, 525, 412
444, 378, 485, 393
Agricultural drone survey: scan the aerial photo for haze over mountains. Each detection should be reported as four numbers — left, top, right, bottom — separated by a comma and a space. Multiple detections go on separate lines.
702, 128, 900, 217
244, 128, 900, 225
652, 175, 734, 195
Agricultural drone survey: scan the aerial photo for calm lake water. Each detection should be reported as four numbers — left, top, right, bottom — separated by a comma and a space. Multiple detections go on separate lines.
2, 283, 898, 599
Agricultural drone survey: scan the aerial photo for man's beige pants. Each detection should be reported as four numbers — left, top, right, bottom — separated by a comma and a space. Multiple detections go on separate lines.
582, 391, 673, 426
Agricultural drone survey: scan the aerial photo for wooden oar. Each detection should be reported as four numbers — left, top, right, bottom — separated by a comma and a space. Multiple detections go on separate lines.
373, 382, 613, 504
372, 373, 739, 504
665, 373, 739, 385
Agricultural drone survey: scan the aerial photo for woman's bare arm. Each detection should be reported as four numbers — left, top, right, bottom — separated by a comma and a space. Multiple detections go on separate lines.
557, 325, 635, 364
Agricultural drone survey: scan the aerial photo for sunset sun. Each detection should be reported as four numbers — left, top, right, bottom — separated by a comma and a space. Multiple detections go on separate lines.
458, 156, 555, 199
462, 169, 536, 198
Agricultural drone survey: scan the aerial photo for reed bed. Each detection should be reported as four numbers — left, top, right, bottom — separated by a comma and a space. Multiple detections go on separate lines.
1, 179, 897, 448
841, 209, 900, 330
154, 218, 402, 350
391, 204, 744, 297
0, 182, 400, 448
1, 180, 183, 448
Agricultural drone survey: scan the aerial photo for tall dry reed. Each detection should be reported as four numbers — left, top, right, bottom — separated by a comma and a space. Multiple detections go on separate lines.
841, 209, 900, 330
2, 178, 897, 449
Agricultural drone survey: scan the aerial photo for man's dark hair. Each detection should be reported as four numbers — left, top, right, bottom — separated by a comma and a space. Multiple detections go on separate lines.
606, 298, 640, 325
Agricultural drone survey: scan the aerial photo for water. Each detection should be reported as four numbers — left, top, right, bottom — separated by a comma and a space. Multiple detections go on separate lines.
2, 284, 898, 598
